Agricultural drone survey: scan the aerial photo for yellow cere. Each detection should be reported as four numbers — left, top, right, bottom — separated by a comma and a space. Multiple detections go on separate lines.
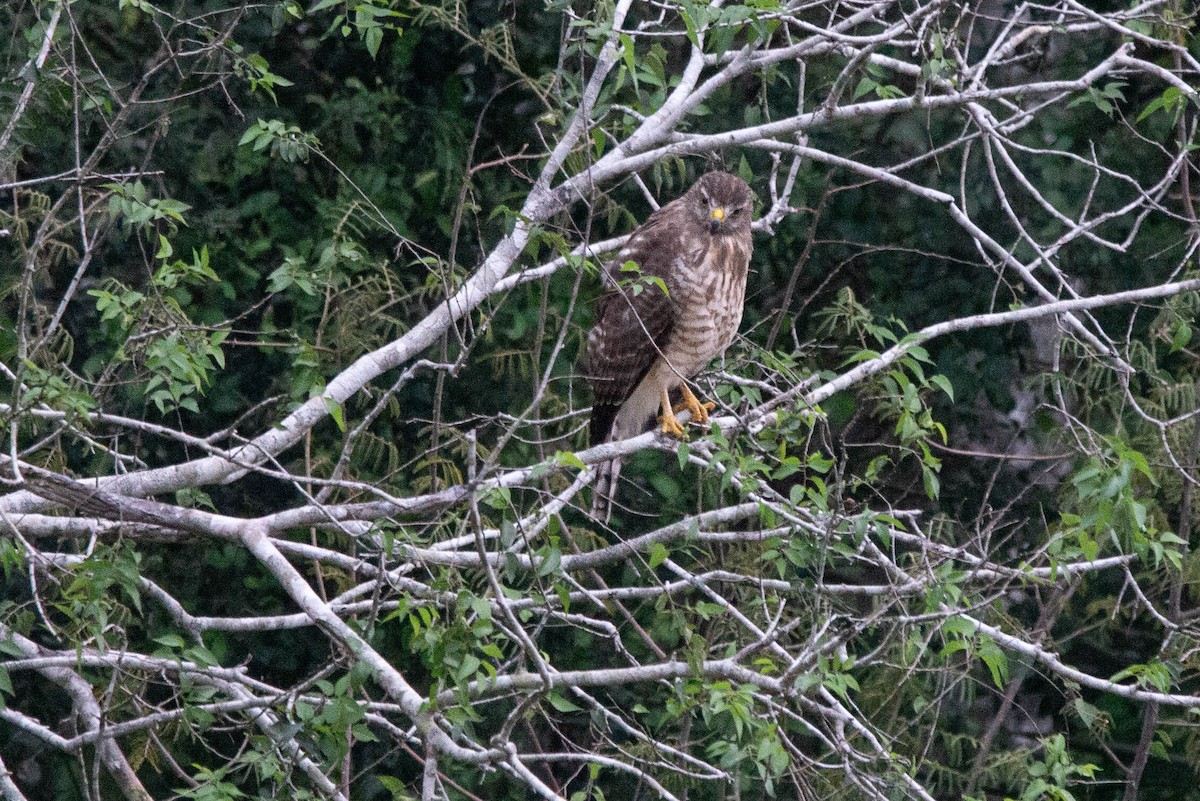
711, 207, 726, 221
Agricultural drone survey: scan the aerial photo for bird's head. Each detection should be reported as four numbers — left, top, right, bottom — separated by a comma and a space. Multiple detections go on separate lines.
689, 172, 753, 236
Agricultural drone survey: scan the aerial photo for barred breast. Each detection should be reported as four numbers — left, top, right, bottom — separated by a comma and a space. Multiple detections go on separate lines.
661, 238, 750, 381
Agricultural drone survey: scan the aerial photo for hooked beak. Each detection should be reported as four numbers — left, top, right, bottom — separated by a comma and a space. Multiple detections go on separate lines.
709, 207, 725, 234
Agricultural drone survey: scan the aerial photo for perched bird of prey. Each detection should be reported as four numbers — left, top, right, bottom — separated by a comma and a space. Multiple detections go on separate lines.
586, 171, 754, 520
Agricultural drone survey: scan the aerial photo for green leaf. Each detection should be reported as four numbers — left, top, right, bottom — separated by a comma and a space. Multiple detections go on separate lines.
922, 465, 941, 499
840, 349, 882, 366
554, 584, 571, 614
940, 616, 976, 638
928, 373, 954, 400
1073, 698, 1106, 730
1171, 320, 1192, 352
238, 121, 264, 146
978, 637, 1009, 688
1137, 86, 1184, 123
377, 775, 409, 800
620, 33, 636, 76
553, 450, 587, 470
323, 396, 346, 432
537, 547, 562, 577
153, 634, 186, 649
647, 542, 668, 569
679, 6, 700, 49
806, 452, 833, 473
546, 691, 582, 712
365, 25, 383, 59
939, 639, 968, 658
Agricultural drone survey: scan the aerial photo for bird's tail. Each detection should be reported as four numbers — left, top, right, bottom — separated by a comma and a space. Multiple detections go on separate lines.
590, 456, 623, 523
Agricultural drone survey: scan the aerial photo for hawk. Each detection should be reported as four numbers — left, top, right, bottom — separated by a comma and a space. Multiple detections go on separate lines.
586, 171, 754, 520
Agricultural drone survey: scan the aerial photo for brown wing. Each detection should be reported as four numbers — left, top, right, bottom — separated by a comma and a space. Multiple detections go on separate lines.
586, 198, 689, 445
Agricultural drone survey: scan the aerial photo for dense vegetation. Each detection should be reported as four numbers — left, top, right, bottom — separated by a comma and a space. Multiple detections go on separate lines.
2, 1, 1200, 799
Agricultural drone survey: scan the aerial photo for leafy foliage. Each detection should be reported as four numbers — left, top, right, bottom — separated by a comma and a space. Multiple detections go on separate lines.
2, 1, 1200, 800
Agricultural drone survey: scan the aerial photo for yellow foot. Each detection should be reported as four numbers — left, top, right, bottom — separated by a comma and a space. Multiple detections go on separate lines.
672, 385, 715, 426
672, 398, 715, 425
658, 412, 687, 439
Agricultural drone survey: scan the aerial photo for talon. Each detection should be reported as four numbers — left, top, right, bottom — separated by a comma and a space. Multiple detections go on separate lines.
673, 384, 714, 426
672, 399, 716, 419
657, 385, 689, 438
659, 412, 687, 439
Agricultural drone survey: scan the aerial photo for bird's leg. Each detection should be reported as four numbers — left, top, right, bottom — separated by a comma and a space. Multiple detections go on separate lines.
658, 386, 687, 439
672, 383, 715, 426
